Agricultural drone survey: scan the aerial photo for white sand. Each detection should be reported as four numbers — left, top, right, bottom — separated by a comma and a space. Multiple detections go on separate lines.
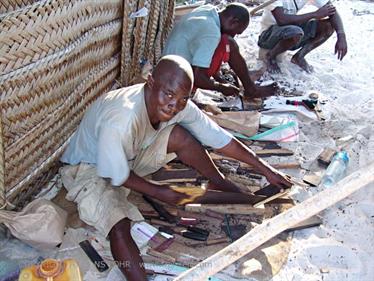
235, 0, 374, 280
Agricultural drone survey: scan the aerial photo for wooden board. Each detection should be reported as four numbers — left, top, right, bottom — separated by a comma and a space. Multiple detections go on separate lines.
185, 204, 273, 216
317, 148, 337, 166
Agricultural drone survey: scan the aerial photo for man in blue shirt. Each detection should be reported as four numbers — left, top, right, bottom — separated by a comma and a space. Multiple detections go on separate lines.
164, 3, 277, 99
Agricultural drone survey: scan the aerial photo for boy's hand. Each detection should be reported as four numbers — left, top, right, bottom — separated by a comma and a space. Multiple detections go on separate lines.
151, 185, 190, 206
263, 168, 293, 190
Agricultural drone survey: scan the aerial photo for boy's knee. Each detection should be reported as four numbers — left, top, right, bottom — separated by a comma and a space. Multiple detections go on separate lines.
109, 218, 131, 239
319, 19, 334, 37
289, 33, 303, 45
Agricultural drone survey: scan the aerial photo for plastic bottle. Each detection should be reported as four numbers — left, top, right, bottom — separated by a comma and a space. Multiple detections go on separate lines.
18, 259, 82, 281
321, 151, 349, 187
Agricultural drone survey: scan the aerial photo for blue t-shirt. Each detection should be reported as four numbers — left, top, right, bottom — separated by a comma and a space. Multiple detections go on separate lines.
163, 4, 221, 68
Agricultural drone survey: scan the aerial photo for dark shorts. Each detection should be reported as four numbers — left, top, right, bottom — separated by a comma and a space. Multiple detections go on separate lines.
258, 20, 318, 50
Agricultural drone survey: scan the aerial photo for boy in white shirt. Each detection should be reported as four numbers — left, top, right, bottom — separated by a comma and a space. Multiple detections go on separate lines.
61, 55, 292, 280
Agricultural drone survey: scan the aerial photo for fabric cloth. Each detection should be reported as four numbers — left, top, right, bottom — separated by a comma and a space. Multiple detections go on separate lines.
60, 164, 143, 238
205, 34, 231, 77
163, 4, 221, 68
258, 20, 318, 50
260, 0, 329, 32
61, 83, 232, 186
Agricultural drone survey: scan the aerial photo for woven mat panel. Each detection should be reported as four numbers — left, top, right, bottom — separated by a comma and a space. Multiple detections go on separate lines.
161, 0, 175, 55
120, 0, 138, 86
3, 36, 121, 192
0, 117, 5, 207
120, 0, 175, 85
153, 1, 165, 64
0, 0, 124, 207
1, 20, 121, 148
0, 0, 39, 14
129, 0, 151, 82
143, 0, 161, 65
7, 55, 120, 204
0, 0, 122, 76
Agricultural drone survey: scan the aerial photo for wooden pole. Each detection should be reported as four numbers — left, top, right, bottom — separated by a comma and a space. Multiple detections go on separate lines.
249, 0, 277, 16
175, 162, 374, 281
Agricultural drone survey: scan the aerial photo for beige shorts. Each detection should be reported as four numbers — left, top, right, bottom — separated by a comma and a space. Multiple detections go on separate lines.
60, 125, 176, 237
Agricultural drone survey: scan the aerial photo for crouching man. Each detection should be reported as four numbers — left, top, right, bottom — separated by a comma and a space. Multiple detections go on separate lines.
258, 0, 347, 73
60, 55, 292, 280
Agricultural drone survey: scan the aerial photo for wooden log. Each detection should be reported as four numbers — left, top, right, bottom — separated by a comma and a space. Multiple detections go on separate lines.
185, 204, 273, 216
174, 162, 374, 281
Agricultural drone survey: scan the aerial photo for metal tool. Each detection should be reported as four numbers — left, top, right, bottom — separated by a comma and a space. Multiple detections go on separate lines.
286, 99, 317, 111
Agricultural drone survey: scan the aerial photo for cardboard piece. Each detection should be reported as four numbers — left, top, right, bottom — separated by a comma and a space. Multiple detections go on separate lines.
207, 111, 261, 137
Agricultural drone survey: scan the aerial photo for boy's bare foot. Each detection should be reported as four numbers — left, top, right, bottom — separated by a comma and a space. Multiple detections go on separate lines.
291, 55, 314, 73
265, 53, 281, 74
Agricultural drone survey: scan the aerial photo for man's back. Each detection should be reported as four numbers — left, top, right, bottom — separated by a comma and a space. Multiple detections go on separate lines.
163, 4, 221, 68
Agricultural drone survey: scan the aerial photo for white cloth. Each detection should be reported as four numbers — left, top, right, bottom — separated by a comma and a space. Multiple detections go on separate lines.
60, 164, 144, 237
260, 0, 329, 32
61, 84, 232, 186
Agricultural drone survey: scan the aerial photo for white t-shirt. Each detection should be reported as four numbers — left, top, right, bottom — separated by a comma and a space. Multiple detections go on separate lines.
260, 0, 329, 32
61, 84, 232, 186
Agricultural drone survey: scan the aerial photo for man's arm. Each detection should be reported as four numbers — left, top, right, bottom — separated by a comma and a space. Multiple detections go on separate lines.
123, 172, 189, 205
216, 138, 292, 188
272, 4, 335, 26
329, 11, 347, 60
193, 66, 240, 96
228, 37, 278, 99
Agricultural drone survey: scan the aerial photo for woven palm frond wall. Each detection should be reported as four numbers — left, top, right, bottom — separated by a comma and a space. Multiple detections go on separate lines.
0, 0, 175, 209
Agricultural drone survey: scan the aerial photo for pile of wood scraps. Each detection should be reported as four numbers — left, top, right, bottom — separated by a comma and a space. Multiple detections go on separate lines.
132, 140, 323, 279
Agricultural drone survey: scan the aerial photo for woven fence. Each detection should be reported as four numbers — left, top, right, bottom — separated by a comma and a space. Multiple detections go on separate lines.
0, 0, 175, 208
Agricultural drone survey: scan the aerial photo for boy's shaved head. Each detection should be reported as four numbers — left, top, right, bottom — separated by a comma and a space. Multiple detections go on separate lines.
153, 55, 194, 92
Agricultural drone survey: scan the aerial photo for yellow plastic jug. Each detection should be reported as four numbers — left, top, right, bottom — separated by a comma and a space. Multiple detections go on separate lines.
18, 259, 82, 281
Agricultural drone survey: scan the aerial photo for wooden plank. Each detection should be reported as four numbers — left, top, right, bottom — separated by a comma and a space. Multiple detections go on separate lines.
146, 248, 176, 263
285, 215, 323, 232
254, 184, 282, 196
152, 168, 199, 181
210, 152, 298, 169
254, 148, 294, 157
185, 204, 273, 216
174, 162, 374, 281
318, 148, 337, 166
194, 190, 292, 205
253, 190, 290, 207
303, 172, 322, 187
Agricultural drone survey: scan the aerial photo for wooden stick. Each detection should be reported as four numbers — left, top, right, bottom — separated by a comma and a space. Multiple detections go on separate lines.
175, 162, 374, 280
253, 190, 290, 207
